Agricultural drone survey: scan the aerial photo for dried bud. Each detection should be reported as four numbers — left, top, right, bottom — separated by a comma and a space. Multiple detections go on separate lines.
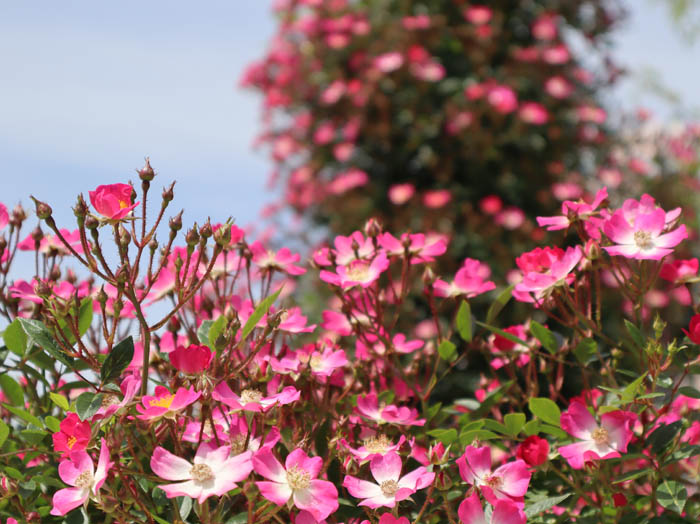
73, 194, 89, 219
115, 265, 129, 285
49, 265, 61, 282
185, 225, 200, 247
422, 266, 436, 286
34, 280, 52, 299
162, 183, 175, 204
85, 215, 100, 230
96, 286, 108, 306
11, 203, 26, 226
169, 212, 183, 232
167, 315, 181, 333
137, 157, 155, 181
363, 217, 382, 238
199, 219, 213, 239
149, 237, 159, 253
31, 226, 43, 244
267, 309, 285, 329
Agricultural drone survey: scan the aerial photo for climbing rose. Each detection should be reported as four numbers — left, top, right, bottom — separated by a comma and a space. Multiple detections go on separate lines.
52, 413, 91, 455
88, 183, 138, 220
515, 435, 549, 467
458, 492, 526, 524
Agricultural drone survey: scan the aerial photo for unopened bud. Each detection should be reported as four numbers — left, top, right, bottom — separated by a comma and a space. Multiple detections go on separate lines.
73, 195, 89, 219
11, 203, 26, 226
30, 226, 43, 245
85, 215, 99, 230
186, 225, 200, 247
30, 196, 53, 220
167, 315, 180, 333
435, 470, 452, 491
96, 286, 108, 306
149, 237, 158, 253
162, 183, 175, 204
364, 217, 382, 238
422, 267, 436, 286
118, 226, 131, 248
214, 223, 232, 248
49, 265, 61, 282
169, 212, 183, 232
199, 220, 213, 239
267, 309, 285, 329
137, 157, 155, 182
34, 280, 52, 299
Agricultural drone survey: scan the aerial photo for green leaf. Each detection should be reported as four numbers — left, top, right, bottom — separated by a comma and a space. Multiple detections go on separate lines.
612, 468, 652, 483
573, 339, 597, 364
486, 284, 514, 325
20, 429, 47, 444
624, 319, 645, 349
2, 403, 43, 428
427, 428, 458, 445
197, 320, 214, 346
456, 301, 472, 342
459, 429, 500, 446
648, 421, 683, 454
525, 493, 571, 517
209, 315, 227, 353
100, 336, 134, 385
438, 340, 457, 362
529, 321, 558, 354
3, 318, 28, 356
49, 392, 70, 411
78, 297, 94, 337
240, 288, 282, 341
0, 374, 24, 406
528, 398, 561, 427
523, 420, 541, 436
75, 392, 103, 421
0, 420, 9, 448
18, 318, 73, 368
621, 372, 647, 404
504, 413, 526, 436
44, 416, 61, 433
657, 480, 687, 514
678, 386, 700, 399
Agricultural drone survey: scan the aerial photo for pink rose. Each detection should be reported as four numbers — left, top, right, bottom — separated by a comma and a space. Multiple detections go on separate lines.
89, 183, 138, 220
169, 344, 213, 374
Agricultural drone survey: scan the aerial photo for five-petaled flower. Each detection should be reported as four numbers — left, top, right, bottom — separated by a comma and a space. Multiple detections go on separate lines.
89, 183, 139, 220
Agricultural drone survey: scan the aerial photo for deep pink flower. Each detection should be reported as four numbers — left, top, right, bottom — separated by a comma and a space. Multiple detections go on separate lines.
537, 187, 608, 234
50, 439, 112, 516
379, 232, 447, 263
0, 203, 7, 231
487, 86, 518, 114
388, 183, 415, 205
151, 443, 252, 503
169, 344, 213, 374
660, 258, 698, 283
434, 258, 496, 298
516, 435, 549, 467
254, 448, 339, 521
135, 385, 201, 420
52, 413, 91, 455
463, 6, 492, 25
95, 374, 140, 419
603, 208, 687, 260
374, 52, 404, 73
422, 189, 452, 208
683, 314, 700, 344
250, 241, 306, 275
559, 400, 637, 469
320, 253, 390, 289
356, 393, 425, 426
513, 246, 582, 303
89, 183, 138, 220
458, 492, 526, 524
456, 446, 531, 506
532, 14, 557, 40
343, 452, 434, 508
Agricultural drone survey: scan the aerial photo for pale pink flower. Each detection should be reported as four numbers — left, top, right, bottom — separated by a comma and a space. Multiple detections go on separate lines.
250, 241, 306, 275
542, 44, 570, 64
513, 246, 582, 303
332, 231, 375, 265
402, 15, 431, 30
254, 448, 339, 521
212, 382, 299, 412
320, 253, 390, 289
356, 393, 425, 426
327, 169, 369, 195
135, 385, 201, 421
463, 6, 492, 25
95, 374, 140, 419
182, 409, 229, 444
378, 232, 447, 263
434, 258, 496, 298
576, 105, 606, 123
559, 400, 637, 469
277, 306, 317, 333
89, 183, 138, 220
458, 492, 526, 524
537, 186, 608, 233
456, 446, 531, 507
532, 14, 557, 40
411, 60, 445, 82
487, 86, 518, 114
320, 80, 346, 105
603, 208, 687, 260
342, 452, 434, 508
545, 76, 573, 99
298, 345, 348, 377
388, 183, 415, 205
18, 228, 86, 255
374, 52, 404, 73
50, 439, 112, 516
151, 443, 252, 503
422, 189, 452, 208
495, 207, 525, 230
518, 102, 549, 124
341, 434, 406, 462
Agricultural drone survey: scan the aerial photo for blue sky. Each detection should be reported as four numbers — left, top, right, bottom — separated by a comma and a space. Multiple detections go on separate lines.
0, 1, 697, 234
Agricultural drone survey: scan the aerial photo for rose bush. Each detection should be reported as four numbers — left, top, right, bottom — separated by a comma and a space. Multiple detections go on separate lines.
0, 164, 697, 522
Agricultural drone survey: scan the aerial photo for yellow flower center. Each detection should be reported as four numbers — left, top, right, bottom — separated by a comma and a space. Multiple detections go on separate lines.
150, 394, 174, 409
591, 427, 609, 445
485, 475, 503, 489
119, 199, 129, 209
67, 436, 77, 449
286, 465, 311, 490
346, 260, 370, 282
230, 434, 248, 455
363, 435, 391, 454
190, 463, 215, 483
380, 479, 399, 497
634, 231, 653, 250
240, 389, 263, 404
309, 355, 322, 370
75, 470, 93, 489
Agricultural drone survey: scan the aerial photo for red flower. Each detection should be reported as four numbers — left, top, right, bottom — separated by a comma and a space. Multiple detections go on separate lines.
169, 344, 213, 374
612, 493, 627, 507
683, 314, 700, 345
52, 413, 91, 455
515, 435, 549, 467
89, 183, 138, 220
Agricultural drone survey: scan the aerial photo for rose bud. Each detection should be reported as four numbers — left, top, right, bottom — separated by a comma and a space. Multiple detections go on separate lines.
169, 344, 213, 374
88, 183, 139, 220
516, 435, 549, 467
683, 314, 700, 345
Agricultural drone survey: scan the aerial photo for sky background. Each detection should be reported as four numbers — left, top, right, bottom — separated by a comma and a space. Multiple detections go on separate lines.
1, 1, 698, 235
